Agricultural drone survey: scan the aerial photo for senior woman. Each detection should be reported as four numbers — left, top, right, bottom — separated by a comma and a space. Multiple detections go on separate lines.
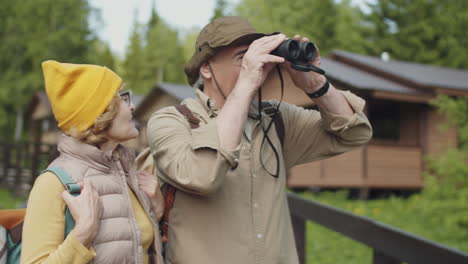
21, 61, 164, 264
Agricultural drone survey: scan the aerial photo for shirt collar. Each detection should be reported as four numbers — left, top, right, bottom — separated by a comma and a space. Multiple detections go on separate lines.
194, 88, 265, 120
195, 88, 219, 118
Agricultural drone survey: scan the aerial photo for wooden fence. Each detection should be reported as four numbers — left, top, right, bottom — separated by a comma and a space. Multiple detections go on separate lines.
288, 192, 468, 264
0, 141, 58, 195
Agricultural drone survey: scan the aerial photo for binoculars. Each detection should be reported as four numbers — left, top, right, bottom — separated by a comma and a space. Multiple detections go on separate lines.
271, 39, 325, 75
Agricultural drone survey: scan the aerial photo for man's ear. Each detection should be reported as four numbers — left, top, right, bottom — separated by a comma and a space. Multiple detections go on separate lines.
200, 62, 212, 80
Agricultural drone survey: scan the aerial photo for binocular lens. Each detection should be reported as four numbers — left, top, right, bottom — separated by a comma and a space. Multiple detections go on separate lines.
286, 40, 300, 60
272, 39, 300, 61
301, 42, 316, 62
272, 39, 317, 62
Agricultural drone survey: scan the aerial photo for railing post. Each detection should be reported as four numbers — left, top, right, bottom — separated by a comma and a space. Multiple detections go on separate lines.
14, 142, 22, 191
30, 142, 41, 185
1, 142, 8, 182
373, 250, 401, 264
291, 214, 306, 264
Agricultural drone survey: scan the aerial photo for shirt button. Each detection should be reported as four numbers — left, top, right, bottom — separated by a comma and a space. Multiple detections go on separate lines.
231, 158, 239, 169
253, 203, 259, 208
257, 234, 263, 239
252, 173, 257, 178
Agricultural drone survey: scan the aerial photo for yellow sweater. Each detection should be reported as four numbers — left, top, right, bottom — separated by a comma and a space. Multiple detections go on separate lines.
21, 172, 154, 264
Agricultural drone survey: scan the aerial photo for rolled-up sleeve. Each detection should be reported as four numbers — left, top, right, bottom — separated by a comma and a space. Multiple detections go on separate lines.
147, 106, 240, 196
281, 90, 372, 169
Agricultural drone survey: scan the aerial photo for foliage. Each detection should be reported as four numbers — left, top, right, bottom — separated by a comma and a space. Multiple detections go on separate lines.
182, 27, 201, 65
0, 188, 25, 209
0, 0, 116, 140
301, 95, 468, 262
122, 21, 147, 93
431, 95, 468, 150
363, 0, 468, 69
302, 189, 468, 263
121, 7, 186, 94
211, 0, 229, 21
236, 0, 368, 55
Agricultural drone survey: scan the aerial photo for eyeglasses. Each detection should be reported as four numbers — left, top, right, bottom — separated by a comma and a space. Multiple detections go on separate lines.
119, 90, 132, 106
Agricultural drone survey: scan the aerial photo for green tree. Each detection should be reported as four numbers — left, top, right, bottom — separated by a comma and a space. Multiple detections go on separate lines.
236, 0, 367, 55
425, 95, 468, 210
122, 20, 147, 93
0, 0, 96, 139
122, 6, 186, 94
211, 0, 229, 21
88, 40, 117, 70
364, 0, 468, 69
182, 27, 201, 64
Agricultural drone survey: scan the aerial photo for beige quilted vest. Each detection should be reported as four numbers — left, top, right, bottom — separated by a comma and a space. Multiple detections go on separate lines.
48, 134, 163, 264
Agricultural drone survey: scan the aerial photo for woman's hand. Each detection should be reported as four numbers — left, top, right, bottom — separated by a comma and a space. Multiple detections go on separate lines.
136, 170, 164, 221
62, 180, 102, 248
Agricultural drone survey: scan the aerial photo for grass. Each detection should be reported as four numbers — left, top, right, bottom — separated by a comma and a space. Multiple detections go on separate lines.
0, 188, 25, 209
301, 190, 468, 263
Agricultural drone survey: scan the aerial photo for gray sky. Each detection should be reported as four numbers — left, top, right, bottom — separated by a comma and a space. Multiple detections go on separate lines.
89, 0, 371, 58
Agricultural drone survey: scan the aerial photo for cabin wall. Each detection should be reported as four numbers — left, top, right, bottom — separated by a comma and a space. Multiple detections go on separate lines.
424, 109, 458, 157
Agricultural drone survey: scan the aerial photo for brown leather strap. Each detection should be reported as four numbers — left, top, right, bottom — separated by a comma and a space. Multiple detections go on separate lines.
161, 104, 201, 245
176, 104, 200, 129
161, 185, 176, 243
8, 221, 23, 244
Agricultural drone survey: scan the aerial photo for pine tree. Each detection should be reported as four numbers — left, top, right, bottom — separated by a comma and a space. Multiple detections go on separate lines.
364, 0, 468, 69
0, 0, 95, 139
236, 0, 367, 55
122, 19, 147, 93
122, 5, 186, 94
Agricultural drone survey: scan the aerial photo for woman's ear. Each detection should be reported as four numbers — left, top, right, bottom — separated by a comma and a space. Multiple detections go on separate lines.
199, 63, 212, 80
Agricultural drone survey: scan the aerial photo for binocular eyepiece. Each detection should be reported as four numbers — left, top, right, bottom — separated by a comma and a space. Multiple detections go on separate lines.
271, 39, 325, 75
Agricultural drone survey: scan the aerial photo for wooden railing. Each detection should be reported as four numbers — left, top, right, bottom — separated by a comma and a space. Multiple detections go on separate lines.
288, 192, 468, 264
0, 141, 58, 195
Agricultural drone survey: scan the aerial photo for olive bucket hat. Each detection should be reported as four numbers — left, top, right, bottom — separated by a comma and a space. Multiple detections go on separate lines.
184, 16, 278, 86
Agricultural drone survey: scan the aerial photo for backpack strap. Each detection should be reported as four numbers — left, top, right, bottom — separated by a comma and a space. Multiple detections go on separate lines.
161, 104, 200, 245
261, 101, 285, 147
42, 167, 78, 236
45, 167, 81, 195
176, 104, 200, 129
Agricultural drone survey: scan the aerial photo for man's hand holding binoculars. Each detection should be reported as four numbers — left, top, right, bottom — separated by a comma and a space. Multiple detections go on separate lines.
237, 33, 327, 97
283, 35, 327, 95
237, 33, 286, 96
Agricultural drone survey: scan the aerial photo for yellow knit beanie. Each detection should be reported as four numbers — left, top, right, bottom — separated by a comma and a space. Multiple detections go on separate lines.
41, 60, 123, 133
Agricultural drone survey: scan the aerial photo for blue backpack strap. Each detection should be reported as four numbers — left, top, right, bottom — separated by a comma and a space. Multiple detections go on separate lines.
44, 167, 81, 195
42, 167, 78, 236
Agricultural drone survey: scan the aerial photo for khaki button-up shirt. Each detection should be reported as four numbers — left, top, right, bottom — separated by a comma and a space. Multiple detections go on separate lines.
147, 89, 372, 264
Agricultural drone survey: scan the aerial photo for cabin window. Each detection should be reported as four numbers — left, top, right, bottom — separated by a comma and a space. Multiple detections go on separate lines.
369, 101, 400, 141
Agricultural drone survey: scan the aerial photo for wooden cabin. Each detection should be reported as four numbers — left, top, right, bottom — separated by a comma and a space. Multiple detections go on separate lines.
261, 50, 467, 190
24, 51, 468, 190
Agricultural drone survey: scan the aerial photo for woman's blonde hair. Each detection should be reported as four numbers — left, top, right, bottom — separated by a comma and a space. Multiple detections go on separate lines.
69, 94, 120, 146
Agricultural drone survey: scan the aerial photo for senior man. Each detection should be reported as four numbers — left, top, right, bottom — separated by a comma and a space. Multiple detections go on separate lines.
146, 16, 372, 264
